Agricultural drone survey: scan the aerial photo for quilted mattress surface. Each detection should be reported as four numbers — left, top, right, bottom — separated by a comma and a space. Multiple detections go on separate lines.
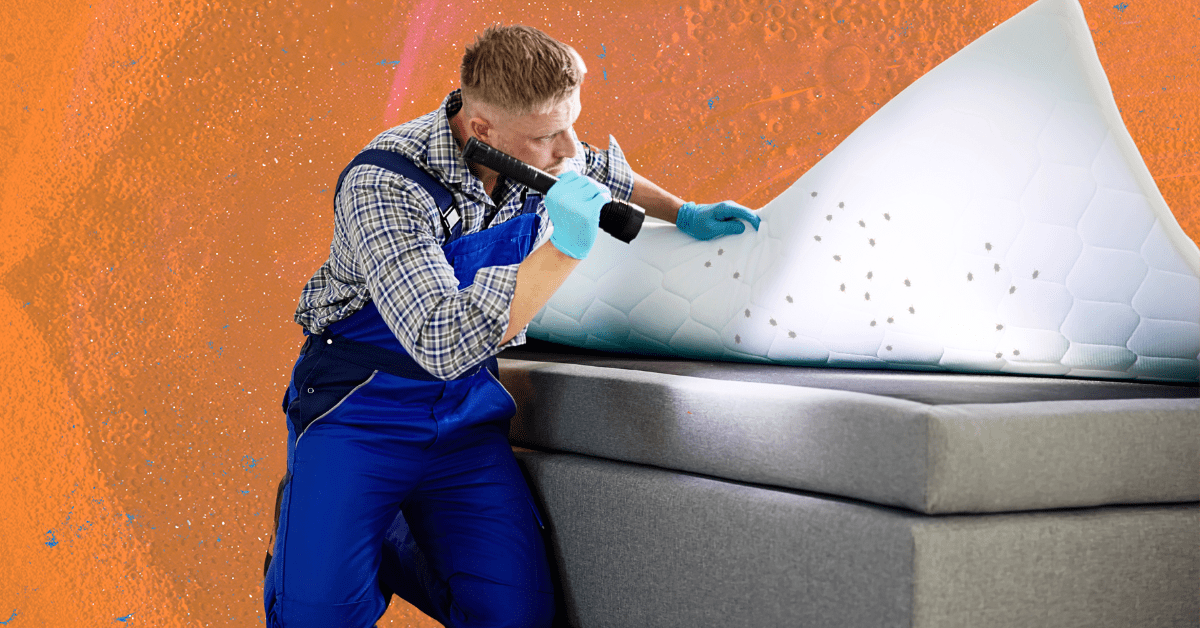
527, 0, 1200, 383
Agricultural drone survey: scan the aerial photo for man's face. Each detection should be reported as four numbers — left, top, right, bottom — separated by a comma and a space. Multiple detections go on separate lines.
478, 89, 581, 176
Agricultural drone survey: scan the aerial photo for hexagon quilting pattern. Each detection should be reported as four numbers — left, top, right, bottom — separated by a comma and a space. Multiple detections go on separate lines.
528, 0, 1200, 383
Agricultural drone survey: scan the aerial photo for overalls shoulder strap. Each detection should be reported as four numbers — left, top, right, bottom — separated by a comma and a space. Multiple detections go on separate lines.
311, 148, 543, 384
336, 148, 463, 243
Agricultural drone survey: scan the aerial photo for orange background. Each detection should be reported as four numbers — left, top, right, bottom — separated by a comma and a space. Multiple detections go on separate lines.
1, 0, 1195, 625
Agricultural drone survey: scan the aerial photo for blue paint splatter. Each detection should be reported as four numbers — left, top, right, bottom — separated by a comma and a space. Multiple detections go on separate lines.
115, 613, 133, 622
707, 94, 720, 110
0, 610, 17, 624
602, 69, 607, 81
241, 455, 259, 469
597, 43, 606, 59
44, 530, 57, 547
1113, 2, 1128, 11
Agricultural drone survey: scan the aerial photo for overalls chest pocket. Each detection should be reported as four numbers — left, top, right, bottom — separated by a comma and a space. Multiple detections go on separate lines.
443, 212, 540, 289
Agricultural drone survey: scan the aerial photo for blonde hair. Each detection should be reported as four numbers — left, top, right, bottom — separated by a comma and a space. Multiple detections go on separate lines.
461, 25, 586, 115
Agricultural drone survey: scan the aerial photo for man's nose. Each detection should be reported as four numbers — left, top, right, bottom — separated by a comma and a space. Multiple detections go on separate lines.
552, 128, 577, 160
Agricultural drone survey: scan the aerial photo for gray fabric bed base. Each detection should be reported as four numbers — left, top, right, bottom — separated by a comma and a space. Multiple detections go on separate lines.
501, 359, 1199, 515
516, 450, 1198, 628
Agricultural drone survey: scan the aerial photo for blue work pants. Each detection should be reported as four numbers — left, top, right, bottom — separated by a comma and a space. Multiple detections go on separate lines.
263, 359, 554, 627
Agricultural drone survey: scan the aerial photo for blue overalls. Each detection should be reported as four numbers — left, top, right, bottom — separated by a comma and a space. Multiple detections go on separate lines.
264, 150, 554, 628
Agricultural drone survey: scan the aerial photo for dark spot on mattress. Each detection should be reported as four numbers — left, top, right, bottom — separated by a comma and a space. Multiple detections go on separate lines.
826, 214, 833, 221
887, 317, 894, 323
858, 220, 866, 228
864, 292, 870, 300
839, 202, 845, 208
840, 283, 846, 292
744, 309, 751, 318
735, 334, 742, 343
833, 255, 842, 261
883, 213, 891, 220
785, 295, 794, 303
908, 306, 915, 314
886, 345, 893, 351
995, 352, 1003, 358
814, 235, 822, 242
870, 320, 877, 327
1032, 270, 1040, 279
811, 191, 818, 197
866, 271, 873, 279
718, 248, 724, 255
1013, 349, 1020, 356
996, 324, 1004, 331
994, 263, 1001, 273
788, 331, 797, 338
904, 278, 911, 287
733, 271, 740, 279
704, 261, 712, 267
1009, 285, 1016, 294
985, 242, 992, 251
769, 318, 777, 326
967, 272, 974, 281
869, 238, 875, 246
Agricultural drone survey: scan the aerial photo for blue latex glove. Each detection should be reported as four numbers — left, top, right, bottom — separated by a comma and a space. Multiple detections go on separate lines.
545, 171, 611, 259
675, 201, 761, 241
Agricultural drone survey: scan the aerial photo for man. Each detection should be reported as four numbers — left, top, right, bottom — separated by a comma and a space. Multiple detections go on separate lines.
264, 24, 760, 628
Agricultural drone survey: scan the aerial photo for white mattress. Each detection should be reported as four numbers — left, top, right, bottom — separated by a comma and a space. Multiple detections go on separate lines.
529, 0, 1200, 383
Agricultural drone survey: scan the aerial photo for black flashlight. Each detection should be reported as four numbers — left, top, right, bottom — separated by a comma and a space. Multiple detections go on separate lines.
461, 136, 644, 243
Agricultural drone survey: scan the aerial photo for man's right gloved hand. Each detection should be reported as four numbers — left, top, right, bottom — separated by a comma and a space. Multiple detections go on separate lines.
544, 171, 610, 260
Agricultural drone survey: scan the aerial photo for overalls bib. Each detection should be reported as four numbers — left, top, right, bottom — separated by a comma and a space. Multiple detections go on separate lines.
264, 150, 554, 628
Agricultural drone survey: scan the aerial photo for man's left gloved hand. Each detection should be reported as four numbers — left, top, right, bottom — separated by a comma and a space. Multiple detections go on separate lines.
675, 201, 762, 241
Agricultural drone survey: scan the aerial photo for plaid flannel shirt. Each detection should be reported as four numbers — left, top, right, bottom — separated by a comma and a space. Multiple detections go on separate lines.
295, 90, 635, 380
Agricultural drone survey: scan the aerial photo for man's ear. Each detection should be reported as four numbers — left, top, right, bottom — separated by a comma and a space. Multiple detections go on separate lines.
469, 116, 492, 142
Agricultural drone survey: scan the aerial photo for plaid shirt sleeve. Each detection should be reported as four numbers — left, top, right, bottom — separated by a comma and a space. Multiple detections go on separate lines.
337, 165, 517, 380
297, 130, 637, 373
577, 134, 635, 202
